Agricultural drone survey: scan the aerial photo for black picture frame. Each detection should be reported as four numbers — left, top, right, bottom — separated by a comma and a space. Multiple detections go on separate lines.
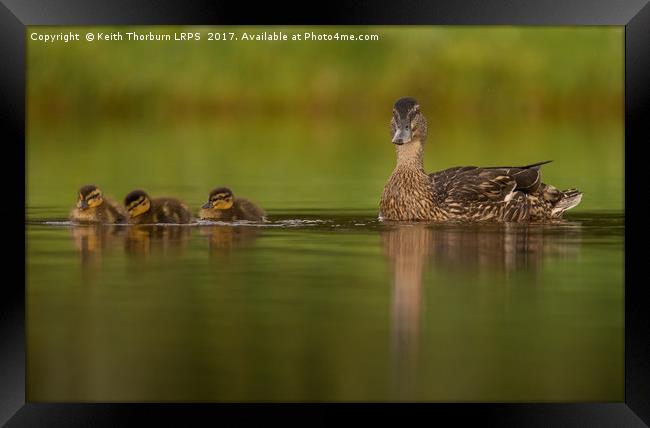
4, 0, 649, 425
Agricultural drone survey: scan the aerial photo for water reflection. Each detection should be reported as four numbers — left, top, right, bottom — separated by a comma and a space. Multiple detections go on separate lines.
424, 222, 583, 273
70, 225, 125, 280
198, 225, 260, 256
380, 221, 583, 399
34, 214, 623, 401
124, 225, 191, 259
70, 223, 261, 265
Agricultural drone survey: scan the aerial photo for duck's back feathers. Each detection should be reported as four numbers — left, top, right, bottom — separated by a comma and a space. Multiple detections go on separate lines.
431, 167, 517, 204
426, 161, 582, 222
479, 160, 552, 193
430, 160, 551, 198
429, 167, 530, 221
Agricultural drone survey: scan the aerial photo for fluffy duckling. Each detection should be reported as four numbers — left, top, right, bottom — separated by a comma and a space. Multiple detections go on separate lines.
124, 190, 192, 224
199, 187, 266, 221
69, 185, 127, 224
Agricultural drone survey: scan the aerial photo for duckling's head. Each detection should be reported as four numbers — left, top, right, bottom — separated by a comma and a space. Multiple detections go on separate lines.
390, 97, 428, 145
76, 185, 104, 210
124, 190, 151, 218
202, 187, 234, 210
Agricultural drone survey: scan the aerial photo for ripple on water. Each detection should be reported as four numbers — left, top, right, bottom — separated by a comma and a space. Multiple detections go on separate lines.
37, 218, 335, 228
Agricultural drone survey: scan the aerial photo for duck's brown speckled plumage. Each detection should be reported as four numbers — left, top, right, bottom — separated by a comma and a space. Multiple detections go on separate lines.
379, 97, 583, 222
124, 190, 192, 224
69, 185, 127, 224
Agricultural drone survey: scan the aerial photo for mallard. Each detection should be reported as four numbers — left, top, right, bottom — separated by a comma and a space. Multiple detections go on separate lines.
199, 187, 266, 221
124, 190, 192, 224
379, 97, 583, 222
69, 185, 127, 224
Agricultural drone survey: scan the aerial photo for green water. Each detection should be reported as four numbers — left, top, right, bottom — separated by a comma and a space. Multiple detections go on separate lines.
25, 116, 624, 403
26, 211, 623, 401
26, 25, 624, 401
26, 121, 623, 402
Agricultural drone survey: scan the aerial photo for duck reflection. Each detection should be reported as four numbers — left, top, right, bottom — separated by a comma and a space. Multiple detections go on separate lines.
380, 221, 582, 398
198, 225, 260, 256
70, 224, 126, 277
425, 221, 582, 274
124, 225, 191, 259
381, 225, 432, 398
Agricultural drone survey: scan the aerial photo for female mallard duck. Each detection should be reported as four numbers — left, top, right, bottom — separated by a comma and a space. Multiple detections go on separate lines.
69, 185, 127, 224
199, 187, 266, 221
379, 97, 583, 222
124, 190, 192, 224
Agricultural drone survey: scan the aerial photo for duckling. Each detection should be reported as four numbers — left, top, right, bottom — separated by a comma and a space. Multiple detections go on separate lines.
199, 187, 266, 221
379, 97, 583, 222
69, 185, 127, 224
124, 190, 192, 224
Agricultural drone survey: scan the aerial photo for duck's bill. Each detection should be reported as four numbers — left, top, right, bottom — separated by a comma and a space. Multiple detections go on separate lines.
392, 129, 411, 145
201, 201, 212, 209
77, 200, 89, 210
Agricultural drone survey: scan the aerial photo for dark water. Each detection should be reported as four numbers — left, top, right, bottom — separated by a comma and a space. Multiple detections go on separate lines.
26, 211, 623, 401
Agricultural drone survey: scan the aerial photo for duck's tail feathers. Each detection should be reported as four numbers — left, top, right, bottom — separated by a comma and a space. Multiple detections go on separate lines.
522, 160, 553, 170
551, 189, 583, 216
483, 160, 553, 170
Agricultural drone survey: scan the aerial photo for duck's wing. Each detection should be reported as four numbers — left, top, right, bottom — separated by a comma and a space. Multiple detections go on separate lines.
431, 167, 518, 206
430, 160, 551, 198
478, 160, 552, 193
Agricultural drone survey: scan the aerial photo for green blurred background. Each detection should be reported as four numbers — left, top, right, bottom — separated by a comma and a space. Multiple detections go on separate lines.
27, 26, 623, 215
25, 26, 624, 402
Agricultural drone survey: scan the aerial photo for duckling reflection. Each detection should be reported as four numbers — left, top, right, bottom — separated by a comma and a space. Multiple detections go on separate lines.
199, 225, 260, 256
70, 224, 126, 279
124, 225, 191, 259
380, 221, 582, 398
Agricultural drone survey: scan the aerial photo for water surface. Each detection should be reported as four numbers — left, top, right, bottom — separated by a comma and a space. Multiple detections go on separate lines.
26, 211, 623, 401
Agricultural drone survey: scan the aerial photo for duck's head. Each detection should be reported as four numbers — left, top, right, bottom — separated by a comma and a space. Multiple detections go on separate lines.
124, 190, 152, 218
390, 97, 428, 145
76, 185, 104, 210
202, 187, 234, 210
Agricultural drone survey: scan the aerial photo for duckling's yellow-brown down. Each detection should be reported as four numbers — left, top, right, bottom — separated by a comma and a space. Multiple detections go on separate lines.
69, 185, 126, 224
124, 190, 192, 224
199, 187, 266, 221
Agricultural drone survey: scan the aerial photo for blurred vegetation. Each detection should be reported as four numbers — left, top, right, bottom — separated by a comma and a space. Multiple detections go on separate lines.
26, 26, 623, 214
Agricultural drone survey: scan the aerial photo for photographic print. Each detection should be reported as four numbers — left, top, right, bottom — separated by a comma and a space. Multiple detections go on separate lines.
26, 26, 623, 402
